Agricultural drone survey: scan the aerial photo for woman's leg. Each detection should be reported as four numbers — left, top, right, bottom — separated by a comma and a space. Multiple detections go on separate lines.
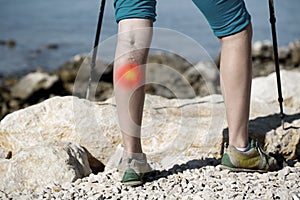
113, 0, 157, 186
192, 0, 252, 148
219, 24, 252, 148
114, 19, 153, 155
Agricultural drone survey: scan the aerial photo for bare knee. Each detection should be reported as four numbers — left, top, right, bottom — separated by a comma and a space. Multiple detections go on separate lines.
118, 18, 153, 48
116, 19, 153, 64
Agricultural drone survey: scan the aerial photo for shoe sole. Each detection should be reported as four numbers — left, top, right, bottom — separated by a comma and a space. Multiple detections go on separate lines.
122, 180, 143, 187
219, 164, 268, 173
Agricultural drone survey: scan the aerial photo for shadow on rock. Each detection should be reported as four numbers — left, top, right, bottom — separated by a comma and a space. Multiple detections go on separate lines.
250, 113, 300, 134
223, 112, 300, 144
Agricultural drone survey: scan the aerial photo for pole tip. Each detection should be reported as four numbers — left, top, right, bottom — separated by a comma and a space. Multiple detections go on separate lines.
281, 119, 285, 130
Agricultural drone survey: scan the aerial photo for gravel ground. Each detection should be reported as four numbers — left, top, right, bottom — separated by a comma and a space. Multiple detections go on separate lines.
1, 159, 300, 200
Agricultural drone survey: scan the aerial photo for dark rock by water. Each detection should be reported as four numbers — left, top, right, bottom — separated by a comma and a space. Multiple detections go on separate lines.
0, 39, 16, 48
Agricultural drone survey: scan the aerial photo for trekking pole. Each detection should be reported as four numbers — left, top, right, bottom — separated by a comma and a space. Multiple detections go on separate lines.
268, 0, 285, 128
86, 0, 106, 100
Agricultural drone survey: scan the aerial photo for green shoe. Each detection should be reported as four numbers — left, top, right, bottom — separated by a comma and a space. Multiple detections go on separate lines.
220, 139, 279, 172
118, 153, 152, 186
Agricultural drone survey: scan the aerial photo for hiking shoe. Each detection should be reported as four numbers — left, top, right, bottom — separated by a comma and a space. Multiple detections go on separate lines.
220, 139, 279, 172
117, 153, 152, 186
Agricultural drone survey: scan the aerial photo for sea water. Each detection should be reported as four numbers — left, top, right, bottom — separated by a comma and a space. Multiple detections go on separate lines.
0, 0, 299, 76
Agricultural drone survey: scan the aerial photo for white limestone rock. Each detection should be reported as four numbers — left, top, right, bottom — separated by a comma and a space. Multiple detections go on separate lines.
11, 72, 59, 100
0, 142, 91, 193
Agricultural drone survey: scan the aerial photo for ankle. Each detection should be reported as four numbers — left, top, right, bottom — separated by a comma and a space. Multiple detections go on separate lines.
229, 138, 249, 149
122, 149, 145, 160
123, 147, 143, 155
235, 143, 250, 152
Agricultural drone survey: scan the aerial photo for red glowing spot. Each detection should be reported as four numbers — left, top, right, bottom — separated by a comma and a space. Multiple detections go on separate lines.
116, 63, 141, 88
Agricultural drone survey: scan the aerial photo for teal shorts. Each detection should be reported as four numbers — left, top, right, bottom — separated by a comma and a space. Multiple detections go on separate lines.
114, 0, 251, 37
114, 0, 157, 23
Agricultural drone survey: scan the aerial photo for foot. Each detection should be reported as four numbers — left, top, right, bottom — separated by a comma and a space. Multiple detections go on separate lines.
220, 139, 280, 172
117, 153, 152, 186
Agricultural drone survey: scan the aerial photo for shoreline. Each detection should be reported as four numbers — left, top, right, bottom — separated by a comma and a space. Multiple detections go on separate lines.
0, 39, 299, 79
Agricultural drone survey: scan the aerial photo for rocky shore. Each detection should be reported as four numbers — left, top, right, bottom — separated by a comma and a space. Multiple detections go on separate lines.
0, 72, 300, 199
0, 40, 300, 199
